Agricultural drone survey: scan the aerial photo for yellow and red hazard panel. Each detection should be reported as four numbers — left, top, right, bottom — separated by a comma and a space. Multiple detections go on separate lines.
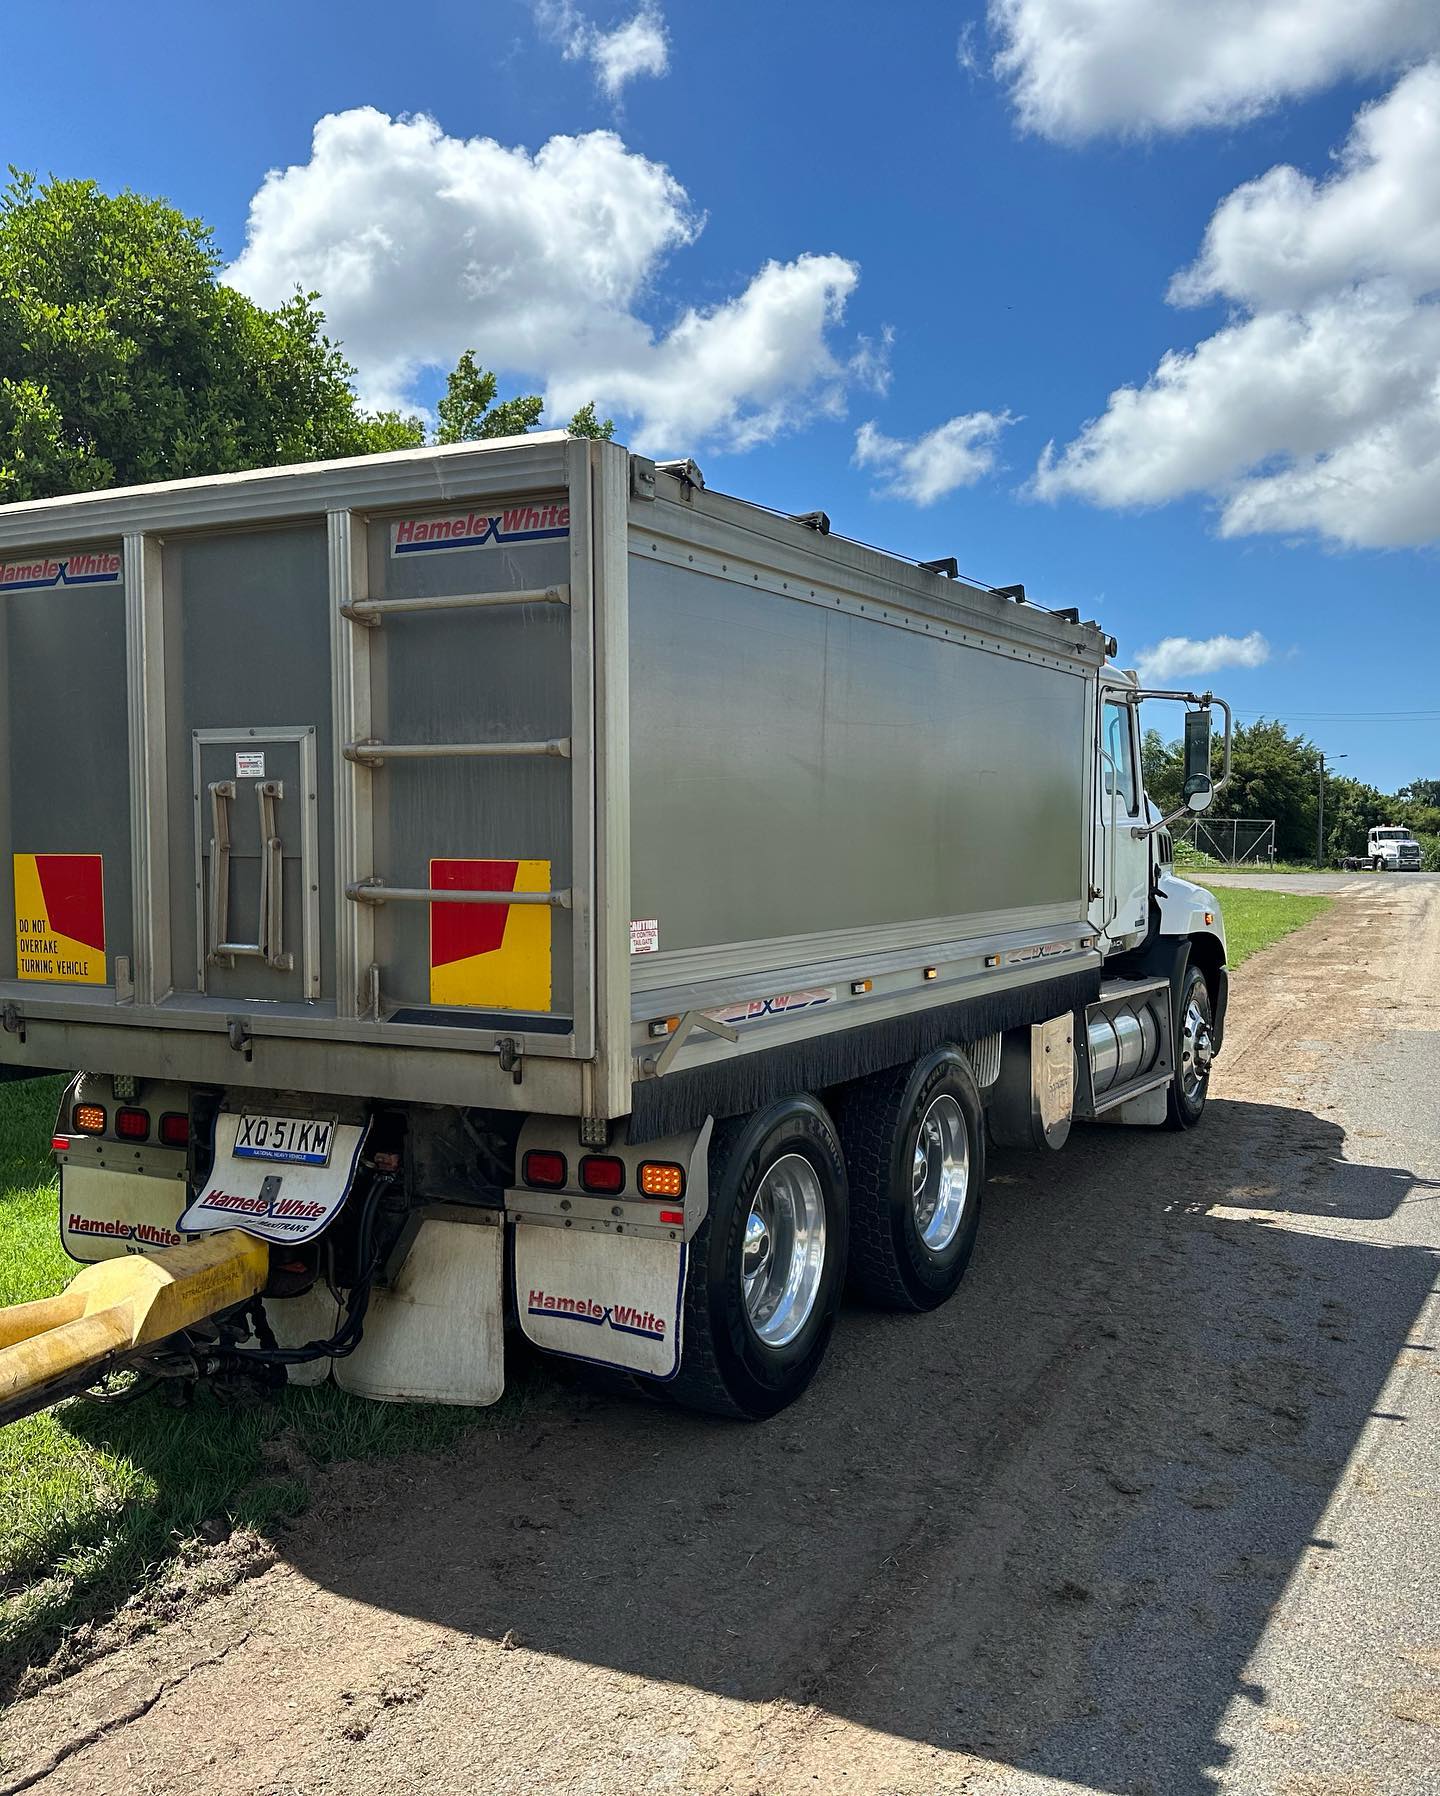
13, 854, 106, 984
429, 858, 551, 1011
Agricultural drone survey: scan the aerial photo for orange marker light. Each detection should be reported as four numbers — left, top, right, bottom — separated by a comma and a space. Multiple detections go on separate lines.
72, 1104, 106, 1136
639, 1162, 685, 1199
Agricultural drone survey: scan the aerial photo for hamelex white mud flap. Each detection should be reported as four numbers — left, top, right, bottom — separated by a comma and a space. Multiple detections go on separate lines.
60, 1164, 195, 1264
514, 1222, 685, 1380
178, 1113, 370, 1245
335, 1215, 504, 1406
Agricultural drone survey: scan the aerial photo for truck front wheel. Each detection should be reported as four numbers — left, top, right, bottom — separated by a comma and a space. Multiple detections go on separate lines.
1166, 962, 1215, 1130
664, 1095, 848, 1420
835, 1048, 985, 1312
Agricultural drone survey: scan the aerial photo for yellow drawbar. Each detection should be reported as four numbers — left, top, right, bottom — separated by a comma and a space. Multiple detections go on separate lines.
0, 1230, 268, 1426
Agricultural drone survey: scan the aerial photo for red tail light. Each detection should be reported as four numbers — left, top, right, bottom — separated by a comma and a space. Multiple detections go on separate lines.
158, 1112, 190, 1148
523, 1149, 567, 1189
115, 1107, 150, 1140
579, 1154, 625, 1195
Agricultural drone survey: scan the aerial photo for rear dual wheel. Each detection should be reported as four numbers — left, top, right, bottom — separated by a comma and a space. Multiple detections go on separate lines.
665, 1095, 848, 1420
833, 1048, 985, 1312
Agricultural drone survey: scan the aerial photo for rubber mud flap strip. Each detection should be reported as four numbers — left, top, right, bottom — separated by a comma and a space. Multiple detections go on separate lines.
628, 966, 1102, 1143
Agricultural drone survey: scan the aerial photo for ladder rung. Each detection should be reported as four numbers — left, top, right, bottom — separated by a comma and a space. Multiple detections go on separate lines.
347, 881, 572, 909
345, 738, 571, 765
341, 585, 569, 624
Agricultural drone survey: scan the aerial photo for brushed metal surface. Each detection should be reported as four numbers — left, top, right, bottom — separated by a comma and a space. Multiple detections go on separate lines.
362, 506, 575, 1014
3, 562, 134, 983
162, 524, 334, 1004
628, 555, 1088, 956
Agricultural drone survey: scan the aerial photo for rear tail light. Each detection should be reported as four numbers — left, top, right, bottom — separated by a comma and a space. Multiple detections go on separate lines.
51, 1135, 70, 1154
158, 1112, 190, 1149
522, 1149, 567, 1190
579, 1154, 625, 1194
72, 1103, 106, 1136
639, 1161, 685, 1199
115, 1107, 150, 1140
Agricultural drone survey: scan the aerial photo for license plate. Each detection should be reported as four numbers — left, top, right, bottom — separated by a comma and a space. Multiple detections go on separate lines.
233, 1113, 335, 1166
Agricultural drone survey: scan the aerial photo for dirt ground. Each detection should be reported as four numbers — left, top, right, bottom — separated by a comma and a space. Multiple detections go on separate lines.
3, 876, 1438, 1796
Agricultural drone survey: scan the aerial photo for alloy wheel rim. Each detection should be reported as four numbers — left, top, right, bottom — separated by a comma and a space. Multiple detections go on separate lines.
911, 1093, 970, 1253
1180, 986, 1214, 1103
741, 1153, 827, 1348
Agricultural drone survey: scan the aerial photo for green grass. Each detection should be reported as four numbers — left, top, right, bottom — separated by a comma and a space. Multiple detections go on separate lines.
1216, 886, 1333, 968
0, 1077, 512, 1688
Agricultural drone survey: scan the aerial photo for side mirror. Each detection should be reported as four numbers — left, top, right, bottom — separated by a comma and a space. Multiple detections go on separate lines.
1183, 708, 1214, 812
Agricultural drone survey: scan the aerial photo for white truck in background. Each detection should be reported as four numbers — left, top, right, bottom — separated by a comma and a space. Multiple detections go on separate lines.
0, 436, 1232, 1425
1341, 826, 1424, 872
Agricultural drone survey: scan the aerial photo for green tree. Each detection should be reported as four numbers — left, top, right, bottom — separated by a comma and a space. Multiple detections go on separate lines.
1320, 773, 1391, 861
1144, 716, 1321, 860
433, 349, 544, 444
0, 174, 620, 504
565, 399, 615, 440
434, 350, 614, 445
1141, 728, 1183, 817
0, 169, 422, 501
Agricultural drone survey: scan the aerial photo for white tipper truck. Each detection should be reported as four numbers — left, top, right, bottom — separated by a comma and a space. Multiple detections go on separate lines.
0, 435, 1231, 1423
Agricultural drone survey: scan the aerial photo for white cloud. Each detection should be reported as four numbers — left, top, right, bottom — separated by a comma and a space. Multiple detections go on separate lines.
1170, 63, 1440, 310
537, 2, 669, 98
548, 254, 860, 451
1132, 631, 1270, 683
226, 108, 861, 455
1033, 64, 1440, 549
854, 412, 1015, 505
990, 0, 1440, 140
847, 325, 895, 397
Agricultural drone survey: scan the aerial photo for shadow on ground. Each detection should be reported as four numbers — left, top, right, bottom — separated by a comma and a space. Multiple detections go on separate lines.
44, 1095, 1440, 1795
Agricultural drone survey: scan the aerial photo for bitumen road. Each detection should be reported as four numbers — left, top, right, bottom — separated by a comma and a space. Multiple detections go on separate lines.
2, 875, 1437, 1796
1204, 869, 1440, 896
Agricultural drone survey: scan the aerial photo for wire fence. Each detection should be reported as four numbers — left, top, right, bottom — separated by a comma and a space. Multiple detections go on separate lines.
1173, 818, 1278, 867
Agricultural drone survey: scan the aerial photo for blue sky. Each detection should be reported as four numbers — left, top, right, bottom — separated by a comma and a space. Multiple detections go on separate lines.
7, 0, 1437, 790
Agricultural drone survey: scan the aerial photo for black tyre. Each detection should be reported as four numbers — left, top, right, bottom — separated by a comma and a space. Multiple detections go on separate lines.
663, 1094, 848, 1420
1165, 961, 1215, 1130
834, 1047, 985, 1312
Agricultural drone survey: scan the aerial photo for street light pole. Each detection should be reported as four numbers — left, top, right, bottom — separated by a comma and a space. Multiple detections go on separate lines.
1317, 751, 1347, 869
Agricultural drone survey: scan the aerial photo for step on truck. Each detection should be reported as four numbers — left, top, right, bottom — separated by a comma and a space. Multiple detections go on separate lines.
0, 435, 1231, 1423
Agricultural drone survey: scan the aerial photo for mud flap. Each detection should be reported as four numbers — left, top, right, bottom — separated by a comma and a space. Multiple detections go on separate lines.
60, 1164, 194, 1263
251, 1286, 340, 1388
178, 1114, 370, 1245
335, 1215, 504, 1406
514, 1223, 685, 1380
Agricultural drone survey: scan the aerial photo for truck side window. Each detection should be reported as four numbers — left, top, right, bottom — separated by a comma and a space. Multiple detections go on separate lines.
1103, 699, 1138, 816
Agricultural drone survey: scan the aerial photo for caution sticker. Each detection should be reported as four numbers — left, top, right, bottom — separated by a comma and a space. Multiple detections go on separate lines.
14, 854, 106, 983
429, 858, 552, 1011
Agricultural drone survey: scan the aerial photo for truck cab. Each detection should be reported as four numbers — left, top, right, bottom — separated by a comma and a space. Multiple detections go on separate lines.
1368, 826, 1422, 871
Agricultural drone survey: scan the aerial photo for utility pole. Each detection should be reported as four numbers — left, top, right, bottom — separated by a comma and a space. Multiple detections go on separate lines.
1317, 751, 1347, 869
